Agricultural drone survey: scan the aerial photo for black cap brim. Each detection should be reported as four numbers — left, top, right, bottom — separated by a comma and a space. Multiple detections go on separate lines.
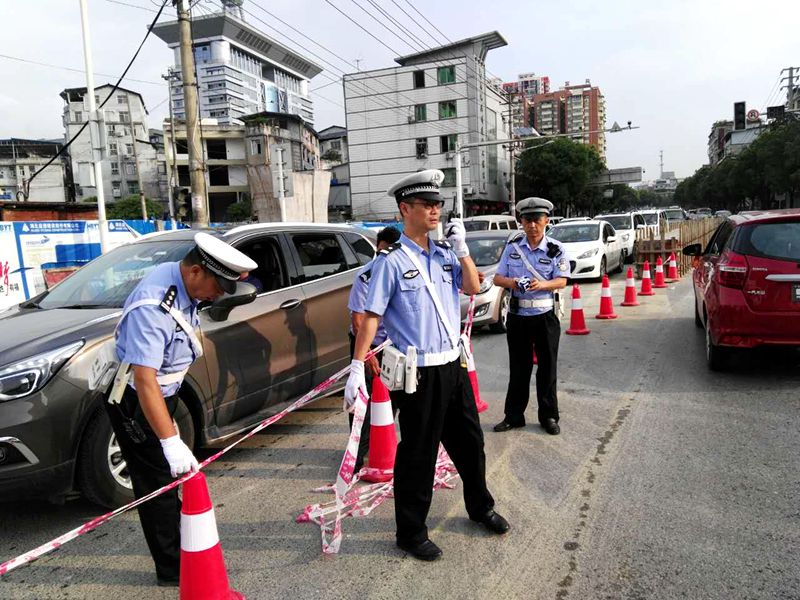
216, 275, 237, 295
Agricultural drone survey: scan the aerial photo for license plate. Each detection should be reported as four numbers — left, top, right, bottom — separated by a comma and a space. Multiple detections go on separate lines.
794, 284, 800, 303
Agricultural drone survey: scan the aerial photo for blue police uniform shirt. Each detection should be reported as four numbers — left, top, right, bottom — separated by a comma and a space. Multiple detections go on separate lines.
496, 234, 571, 316
116, 262, 200, 397
364, 233, 463, 364
348, 258, 389, 346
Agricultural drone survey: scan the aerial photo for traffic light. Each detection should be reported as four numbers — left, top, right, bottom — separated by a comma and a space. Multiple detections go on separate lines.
174, 187, 192, 222
734, 101, 746, 130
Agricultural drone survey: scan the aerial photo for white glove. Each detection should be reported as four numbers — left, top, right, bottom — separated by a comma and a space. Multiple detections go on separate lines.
160, 434, 199, 478
344, 359, 368, 414
516, 276, 532, 293
445, 218, 469, 258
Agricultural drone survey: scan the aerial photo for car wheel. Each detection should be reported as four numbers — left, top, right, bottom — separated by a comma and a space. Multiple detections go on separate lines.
77, 395, 195, 508
615, 251, 625, 274
705, 318, 728, 371
625, 243, 636, 264
490, 290, 510, 333
694, 294, 703, 329
598, 256, 607, 280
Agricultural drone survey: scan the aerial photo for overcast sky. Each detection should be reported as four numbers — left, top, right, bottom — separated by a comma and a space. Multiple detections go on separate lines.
1, 0, 797, 180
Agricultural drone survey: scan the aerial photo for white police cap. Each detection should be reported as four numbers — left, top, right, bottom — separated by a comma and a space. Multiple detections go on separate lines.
516, 197, 554, 218
194, 232, 257, 294
387, 169, 445, 203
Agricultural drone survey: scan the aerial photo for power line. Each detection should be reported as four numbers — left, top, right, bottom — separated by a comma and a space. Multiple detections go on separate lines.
348, 0, 422, 53
23, 0, 170, 193
390, 0, 441, 47
0, 53, 163, 86
368, 0, 429, 52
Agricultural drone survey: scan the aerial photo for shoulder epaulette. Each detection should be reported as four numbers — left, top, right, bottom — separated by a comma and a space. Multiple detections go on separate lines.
508, 232, 524, 244
378, 242, 402, 256
435, 239, 452, 249
159, 285, 178, 313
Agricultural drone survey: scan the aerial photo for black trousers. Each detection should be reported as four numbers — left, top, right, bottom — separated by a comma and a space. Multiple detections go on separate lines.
104, 387, 181, 581
503, 310, 561, 425
390, 359, 494, 544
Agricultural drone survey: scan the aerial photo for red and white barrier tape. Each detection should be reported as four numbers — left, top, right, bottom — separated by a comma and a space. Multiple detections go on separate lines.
0, 341, 390, 577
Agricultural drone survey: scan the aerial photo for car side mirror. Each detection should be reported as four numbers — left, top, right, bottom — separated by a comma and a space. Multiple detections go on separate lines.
606, 235, 617, 243
682, 243, 702, 257
207, 282, 257, 322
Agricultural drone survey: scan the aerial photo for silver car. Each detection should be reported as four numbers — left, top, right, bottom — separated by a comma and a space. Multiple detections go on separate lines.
459, 230, 517, 333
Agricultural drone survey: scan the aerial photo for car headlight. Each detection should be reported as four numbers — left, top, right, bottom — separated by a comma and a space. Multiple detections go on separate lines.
0, 341, 85, 401
477, 276, 494, 294
577, 248, 599, 259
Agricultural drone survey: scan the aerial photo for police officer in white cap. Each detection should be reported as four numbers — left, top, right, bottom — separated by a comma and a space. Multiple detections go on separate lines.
345, 169, 509, 561
108, 232, 255, 587
492, 198, 569, 435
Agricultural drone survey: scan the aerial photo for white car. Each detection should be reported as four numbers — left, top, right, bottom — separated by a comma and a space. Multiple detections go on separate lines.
463, 215, 520, 232
548, 220, 625, 280
594, 212, 647, 264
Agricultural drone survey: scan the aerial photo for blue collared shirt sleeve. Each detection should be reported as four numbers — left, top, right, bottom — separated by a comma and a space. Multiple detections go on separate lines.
551, 243, 571, 278
364, 256, 396, 316
495, 244, 513, 278
117, 305, 170, 370
449, 251, 463, 290
348, 270, 369, 314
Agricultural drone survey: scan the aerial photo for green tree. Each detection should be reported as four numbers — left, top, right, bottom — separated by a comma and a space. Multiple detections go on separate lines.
515, 138, 605, 215
107, 195, 163, 219
225, 199, 252, 222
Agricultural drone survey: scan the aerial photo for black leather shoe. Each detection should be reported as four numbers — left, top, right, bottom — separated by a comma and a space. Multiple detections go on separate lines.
541, 418, 560, 435
156, 576, 180, 588
493, 420, 525, 433
471, 510, 510, 535
397, 538, 443, 561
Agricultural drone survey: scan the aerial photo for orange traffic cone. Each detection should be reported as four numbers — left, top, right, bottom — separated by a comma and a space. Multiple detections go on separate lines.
638, 260, 655, 296
180, 472, 244, 600
566, 284, 590, 335
653, 256, 668, 288
595, 275, 618, 319
361, 378, 397, 483
621, 267, 639, 307
466, 337, 489, 413
667, 252, 679, 281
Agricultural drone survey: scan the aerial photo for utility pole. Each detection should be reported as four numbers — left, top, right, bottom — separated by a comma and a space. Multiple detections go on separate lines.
782, 66, 798, 108
130, 124, 147, 219
659, 149, 664, 178
455, 141, 463, 217
507, 89, 516, 216
163, 69, 179, 229
276, 146, 287, 222
78, 0, 109, 253
176, 0, 208, 227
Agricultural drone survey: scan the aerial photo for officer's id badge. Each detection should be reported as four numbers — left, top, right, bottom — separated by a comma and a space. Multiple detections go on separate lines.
443, 264, 453, 272
509, 252, 521, 259
558, 258, 568, 271
359, 269, 372, 283
403, 269, 420, 279
538, 258, 552, 265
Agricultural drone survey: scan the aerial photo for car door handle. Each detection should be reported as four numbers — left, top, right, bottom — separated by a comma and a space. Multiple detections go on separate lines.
280, 299, 302, 310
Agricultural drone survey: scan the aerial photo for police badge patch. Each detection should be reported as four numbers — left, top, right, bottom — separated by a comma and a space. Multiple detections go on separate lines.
509, 252, 521, 259
558, 258, 568, 271
359, 270, 371, 283
403, 269, 420, 279
443, 264, 453, 272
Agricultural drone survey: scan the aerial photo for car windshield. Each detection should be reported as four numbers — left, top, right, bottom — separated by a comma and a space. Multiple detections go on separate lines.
599, 216, 631, 230
734, 221, 800, 262
37, 238, 196, 309
464, 220, 489, 231
549, 224, 599, 243
663, 209, 685, 221
466, 237, 507, 266
642, 213, 659, 225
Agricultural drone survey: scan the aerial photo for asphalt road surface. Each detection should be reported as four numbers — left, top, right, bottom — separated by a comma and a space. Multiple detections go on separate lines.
1, 275, 799, 599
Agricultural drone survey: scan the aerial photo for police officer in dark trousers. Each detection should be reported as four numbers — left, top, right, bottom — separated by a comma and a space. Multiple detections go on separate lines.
345, 170, 509, 561
109, 232, 255, 586
346, 225, 401, 470
492, 198, 570, 436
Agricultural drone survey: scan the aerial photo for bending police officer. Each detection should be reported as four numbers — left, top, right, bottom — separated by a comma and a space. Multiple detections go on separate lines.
345, 169, 509, 561
109, 232, 255, 587
492, 198, 569, 435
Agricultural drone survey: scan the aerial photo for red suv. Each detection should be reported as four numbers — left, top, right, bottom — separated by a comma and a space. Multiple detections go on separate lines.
683, 209, 800, 370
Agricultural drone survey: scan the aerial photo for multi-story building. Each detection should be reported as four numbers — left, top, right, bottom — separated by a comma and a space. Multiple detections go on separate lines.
318, 125, 350, 220
500, 73, 550, 130
153, 2, 322, 126
707, 120, 733, 166
0, 139, 68, 203
517, 72, 550, 98
344, 32, 511, 219
532, 79, 606, 161
60, 85, 166, 206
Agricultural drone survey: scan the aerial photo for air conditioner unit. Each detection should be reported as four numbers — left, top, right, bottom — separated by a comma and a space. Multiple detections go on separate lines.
462, 186, 474, 195
445, 152, 455, 160
112, 188, 121, 198
407, 116, 416, 124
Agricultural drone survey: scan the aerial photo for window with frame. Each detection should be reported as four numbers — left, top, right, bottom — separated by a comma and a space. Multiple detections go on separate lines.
119, 111, 130, 123
128, 182, 139, 194
291, 233, 349, 283
344, 232, 376, 265
414, 104, 427, 122
74, 111, 83, 123
250, 139, 262, 155
705, 222, 734, 255
126, 163, 136, 176
236, 236, 287, 293
413, 70, 425, 89
117, 95, 127, 104
330, 140, 341, 150
109, 142, 118, 156
415, 138, 428, 159
439, 101, 457, 119
125, 143, 134, 155
441, 168, 456, 187
440, 134, 457, 153
437, 66, 456, 85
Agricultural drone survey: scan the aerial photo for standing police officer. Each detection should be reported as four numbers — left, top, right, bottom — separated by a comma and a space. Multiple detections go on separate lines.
346, 225, 401, 470
109, 232, 255, 587
345, 170, 509, 561
492, 198, 569, 436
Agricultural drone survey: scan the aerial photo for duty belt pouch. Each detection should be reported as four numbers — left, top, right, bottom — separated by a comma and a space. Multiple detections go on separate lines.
510, 297, 520, 311
554, 291, 565, 320
380, 345, 406, 392
458, 333, 472, 367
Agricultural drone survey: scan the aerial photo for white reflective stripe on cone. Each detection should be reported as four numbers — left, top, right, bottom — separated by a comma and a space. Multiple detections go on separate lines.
670, 260, 677, 267
601, 287, 612, 298
642, 271, 651, 279
656, 265, 663, 272
180, 510, 220, 553
626, 278, 635, 287
572, 298, 583, 310
371, 400, 394, 427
